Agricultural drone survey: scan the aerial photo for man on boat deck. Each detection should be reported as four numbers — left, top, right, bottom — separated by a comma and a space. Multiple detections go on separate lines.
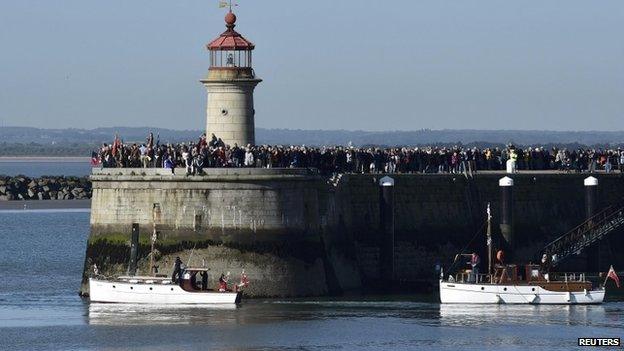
172, 257, 185, 283
219, 273, 228, 292
540, 254, 551, 282
469, 252, 480, 283
200, 271, 209, 291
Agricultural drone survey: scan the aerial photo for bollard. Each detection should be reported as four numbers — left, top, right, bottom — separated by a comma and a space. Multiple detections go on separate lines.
379, 176, 395, 281
128, 223, 139, 276
499, 176, 514, 253
584, 176, 598, 220
584, 176, 599, 272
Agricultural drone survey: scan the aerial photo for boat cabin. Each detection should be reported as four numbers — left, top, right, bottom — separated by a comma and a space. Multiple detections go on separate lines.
180, 268, 215, 292
451, 264, 593, 292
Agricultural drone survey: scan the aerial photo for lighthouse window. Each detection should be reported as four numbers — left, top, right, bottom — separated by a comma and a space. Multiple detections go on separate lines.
226, 53, 234, 66
221, 109, 228, 116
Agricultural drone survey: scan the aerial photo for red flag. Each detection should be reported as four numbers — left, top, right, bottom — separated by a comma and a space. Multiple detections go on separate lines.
607, 265, 620, 288
112, 133, 121, 157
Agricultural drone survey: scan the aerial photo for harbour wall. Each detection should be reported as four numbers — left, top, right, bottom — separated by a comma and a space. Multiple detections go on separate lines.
82, 169, 624, 297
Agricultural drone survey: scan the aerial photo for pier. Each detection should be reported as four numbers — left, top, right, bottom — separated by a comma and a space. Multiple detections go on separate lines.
81, 168, 624, 297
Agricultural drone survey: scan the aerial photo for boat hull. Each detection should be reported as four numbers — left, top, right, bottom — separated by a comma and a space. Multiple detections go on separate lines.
89, 278, 242, 304
439, 280, 604, 304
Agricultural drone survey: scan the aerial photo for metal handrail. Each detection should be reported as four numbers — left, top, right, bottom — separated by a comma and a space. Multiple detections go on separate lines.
541, 200, 624, 265
446, 271, 592, 284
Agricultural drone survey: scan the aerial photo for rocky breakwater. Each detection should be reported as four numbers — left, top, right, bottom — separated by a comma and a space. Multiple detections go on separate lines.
0, 175, 91, 201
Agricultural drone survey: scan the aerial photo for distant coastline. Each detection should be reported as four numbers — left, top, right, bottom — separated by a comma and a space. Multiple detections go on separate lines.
0, 157, 91, 162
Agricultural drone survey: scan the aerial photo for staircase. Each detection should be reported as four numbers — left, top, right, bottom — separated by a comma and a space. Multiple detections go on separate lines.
543, 201, 624, 267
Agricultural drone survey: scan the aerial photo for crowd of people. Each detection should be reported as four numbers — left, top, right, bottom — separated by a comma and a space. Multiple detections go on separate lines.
93, 132, 624, 175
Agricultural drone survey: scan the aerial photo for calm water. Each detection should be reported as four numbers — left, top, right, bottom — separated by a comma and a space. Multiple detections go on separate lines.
0, 211, 622, 351
0, 160, 92, 177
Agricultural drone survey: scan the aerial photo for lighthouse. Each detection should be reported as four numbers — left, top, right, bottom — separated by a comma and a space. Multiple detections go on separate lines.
201, 9, 262, 147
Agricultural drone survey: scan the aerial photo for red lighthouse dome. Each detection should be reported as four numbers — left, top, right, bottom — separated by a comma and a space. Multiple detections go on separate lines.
207, 11, 255, 68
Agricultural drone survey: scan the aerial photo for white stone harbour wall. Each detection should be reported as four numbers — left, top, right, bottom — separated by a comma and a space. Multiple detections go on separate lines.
89, 168, 321, 241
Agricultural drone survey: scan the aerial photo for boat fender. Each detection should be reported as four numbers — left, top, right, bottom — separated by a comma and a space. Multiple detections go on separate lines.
495, 294, 502, 304
530, 294, 538, 304
584, 289, 589, 296
566, 292, 572, 302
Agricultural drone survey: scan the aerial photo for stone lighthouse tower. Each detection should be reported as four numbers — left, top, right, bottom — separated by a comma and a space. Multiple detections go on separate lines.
201, 10, 262, 147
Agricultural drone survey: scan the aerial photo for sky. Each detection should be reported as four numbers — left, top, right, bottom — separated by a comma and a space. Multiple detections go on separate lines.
0, 0, 622, 131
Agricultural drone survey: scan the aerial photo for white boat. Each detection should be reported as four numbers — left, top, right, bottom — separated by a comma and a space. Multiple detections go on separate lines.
439, 204, 606, 305
439, 274, 605, 305
89, 269, 245, 304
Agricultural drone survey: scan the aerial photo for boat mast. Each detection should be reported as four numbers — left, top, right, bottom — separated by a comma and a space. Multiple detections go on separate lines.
151, 205, 158, 276
486, 203, 493, 275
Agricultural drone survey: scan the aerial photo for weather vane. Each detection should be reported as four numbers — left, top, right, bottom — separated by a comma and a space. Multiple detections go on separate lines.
219, 0, 238, 12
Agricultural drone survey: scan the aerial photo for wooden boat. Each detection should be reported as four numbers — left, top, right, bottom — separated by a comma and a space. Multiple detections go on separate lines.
89, 268, 245, 304
439, 205, 606, 305
439, 266, 605, 304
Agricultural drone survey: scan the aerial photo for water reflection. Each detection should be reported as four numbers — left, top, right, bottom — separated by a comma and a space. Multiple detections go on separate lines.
87, 299, 442, 327
438, 304, 619, 329
88, 303, 239, 326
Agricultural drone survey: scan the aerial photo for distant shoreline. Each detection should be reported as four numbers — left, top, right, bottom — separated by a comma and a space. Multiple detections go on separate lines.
0, 157, 90, 162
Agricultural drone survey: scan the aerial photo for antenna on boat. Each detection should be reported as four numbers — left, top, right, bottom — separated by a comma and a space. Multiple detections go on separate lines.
486, 203, 493, 275
151, 204, 161, 276
187, 243, 197, 267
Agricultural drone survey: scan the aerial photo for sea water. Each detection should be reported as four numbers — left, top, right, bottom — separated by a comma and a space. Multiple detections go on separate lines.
0, 211, 622, 350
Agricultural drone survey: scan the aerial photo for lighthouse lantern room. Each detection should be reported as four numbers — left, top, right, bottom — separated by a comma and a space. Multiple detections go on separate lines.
201, 9, 262, 147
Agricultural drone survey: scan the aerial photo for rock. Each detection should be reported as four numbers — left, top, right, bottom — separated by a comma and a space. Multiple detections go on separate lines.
57, 193, 64, 200
37, 192, 45, 200
28, 180, 37, 188
0, 195, 9, 201
42, 186, 50, 192
27, 189, 36, 198
18, 194, 26, 200
0, 185, 6, 194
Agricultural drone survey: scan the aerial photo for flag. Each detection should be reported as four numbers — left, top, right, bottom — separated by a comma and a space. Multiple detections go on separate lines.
219, 1, 237, 9
607, 265, 620, 288
112, 133, 121, 157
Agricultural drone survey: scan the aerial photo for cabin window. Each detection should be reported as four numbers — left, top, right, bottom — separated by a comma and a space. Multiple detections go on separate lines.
503, 288, 507, 291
